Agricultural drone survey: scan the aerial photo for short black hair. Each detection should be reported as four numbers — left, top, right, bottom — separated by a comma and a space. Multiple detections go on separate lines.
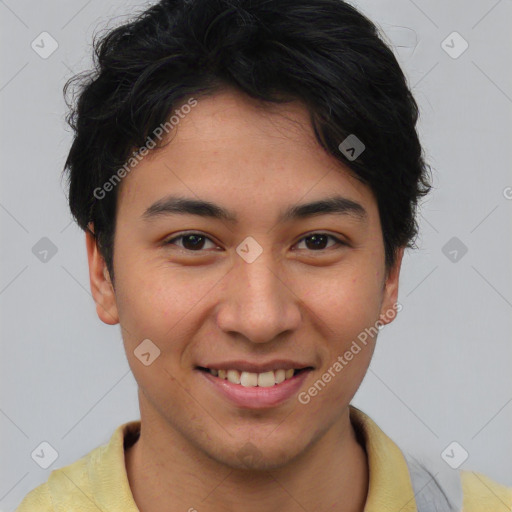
63, 0, 431, 284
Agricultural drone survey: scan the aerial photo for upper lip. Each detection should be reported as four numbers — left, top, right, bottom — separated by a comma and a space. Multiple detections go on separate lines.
197, 360, 314, 373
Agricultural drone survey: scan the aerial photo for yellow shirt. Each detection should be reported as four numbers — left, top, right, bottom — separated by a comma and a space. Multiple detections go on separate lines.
16, 406, 512, 511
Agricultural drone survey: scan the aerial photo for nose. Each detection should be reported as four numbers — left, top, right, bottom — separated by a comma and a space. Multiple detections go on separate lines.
215, 251, 302, 344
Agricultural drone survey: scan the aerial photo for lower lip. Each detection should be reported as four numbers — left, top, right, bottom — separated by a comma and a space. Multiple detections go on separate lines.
197, 369, 312, 409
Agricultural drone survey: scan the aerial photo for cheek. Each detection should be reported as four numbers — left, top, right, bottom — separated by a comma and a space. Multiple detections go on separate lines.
114, 261, 222, 351
300, 268, 384, 341
295, 268, 382, 389
113, 268, 206, 404
295, 273, 381, 418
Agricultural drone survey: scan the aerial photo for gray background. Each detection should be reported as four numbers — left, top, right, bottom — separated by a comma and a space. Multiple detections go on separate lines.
1, 0, 511, 510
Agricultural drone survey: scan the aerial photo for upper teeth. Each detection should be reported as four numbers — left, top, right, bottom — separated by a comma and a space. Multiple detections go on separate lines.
209, 368, 295, 387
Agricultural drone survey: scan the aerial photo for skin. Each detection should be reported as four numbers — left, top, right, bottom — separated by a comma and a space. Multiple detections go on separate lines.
86, 87, 404, 512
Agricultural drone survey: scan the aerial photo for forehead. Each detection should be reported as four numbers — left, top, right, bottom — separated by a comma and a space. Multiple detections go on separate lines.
116, 88, 376, 219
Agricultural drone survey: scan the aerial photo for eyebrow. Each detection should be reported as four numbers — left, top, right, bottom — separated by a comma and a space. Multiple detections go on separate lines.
141, 194, 367, 224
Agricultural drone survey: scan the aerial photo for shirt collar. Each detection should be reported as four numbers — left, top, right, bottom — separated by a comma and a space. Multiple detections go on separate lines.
350, 406, 417, 512
87, 406, 417, 512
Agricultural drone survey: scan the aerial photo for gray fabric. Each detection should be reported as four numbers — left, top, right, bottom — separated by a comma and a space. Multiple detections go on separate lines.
403, 452, 463, 512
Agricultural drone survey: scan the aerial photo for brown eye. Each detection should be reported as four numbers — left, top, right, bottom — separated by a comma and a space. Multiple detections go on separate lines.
164, 231, 344, 253
295, 233, 344, 251
165, 233, 217, 251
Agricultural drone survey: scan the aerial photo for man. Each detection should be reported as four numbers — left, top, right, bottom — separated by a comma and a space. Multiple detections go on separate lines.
16, 0, 511, 510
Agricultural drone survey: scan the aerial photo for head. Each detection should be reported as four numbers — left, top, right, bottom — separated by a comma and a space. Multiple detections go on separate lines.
64, 0, 430, 469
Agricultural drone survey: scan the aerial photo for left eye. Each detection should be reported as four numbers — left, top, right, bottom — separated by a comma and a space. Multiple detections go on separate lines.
165, 232, 343, 252
295, 233, 343, 251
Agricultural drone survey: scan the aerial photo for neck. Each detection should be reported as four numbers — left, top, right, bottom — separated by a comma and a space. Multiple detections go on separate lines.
125, 405, 368, 512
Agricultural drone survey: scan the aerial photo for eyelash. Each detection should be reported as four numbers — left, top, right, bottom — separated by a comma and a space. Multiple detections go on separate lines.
163, 231, 346, 252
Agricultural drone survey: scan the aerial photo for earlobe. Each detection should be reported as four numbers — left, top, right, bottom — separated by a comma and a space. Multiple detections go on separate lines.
85, 224, 119, 325
378, 247, 404, 327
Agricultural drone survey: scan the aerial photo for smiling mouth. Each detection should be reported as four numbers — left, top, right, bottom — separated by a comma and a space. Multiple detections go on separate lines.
196, 367, 313, 387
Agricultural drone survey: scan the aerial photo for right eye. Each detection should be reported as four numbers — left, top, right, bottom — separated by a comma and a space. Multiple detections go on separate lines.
163, 232, 219, 252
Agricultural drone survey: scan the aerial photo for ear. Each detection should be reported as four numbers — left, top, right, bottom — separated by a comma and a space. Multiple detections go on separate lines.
378, 247, 404, 327
85, 223, 119, 325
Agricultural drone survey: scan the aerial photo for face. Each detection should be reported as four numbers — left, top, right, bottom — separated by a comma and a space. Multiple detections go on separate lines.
87, 88, 403, 470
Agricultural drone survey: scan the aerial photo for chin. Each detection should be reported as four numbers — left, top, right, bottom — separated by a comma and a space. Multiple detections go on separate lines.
204, 435, 307, 472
